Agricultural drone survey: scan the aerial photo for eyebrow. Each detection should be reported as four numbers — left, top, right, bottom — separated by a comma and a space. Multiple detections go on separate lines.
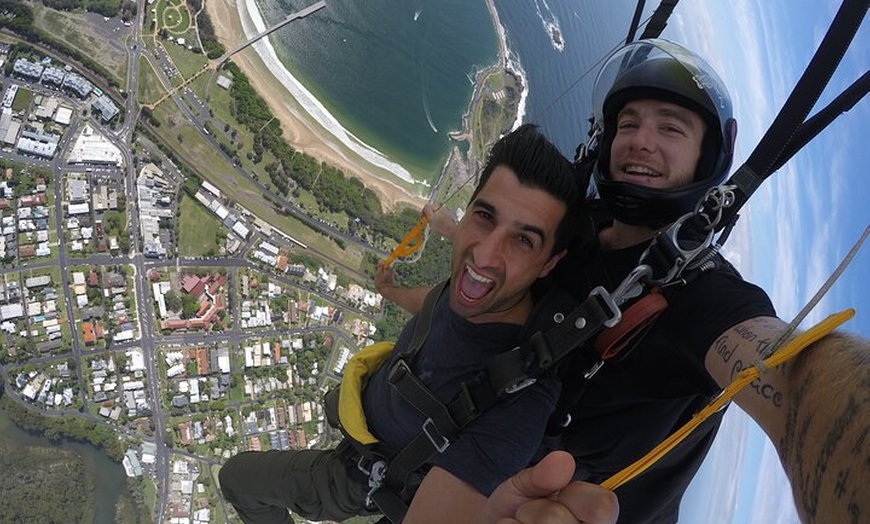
473, 198, 548, 245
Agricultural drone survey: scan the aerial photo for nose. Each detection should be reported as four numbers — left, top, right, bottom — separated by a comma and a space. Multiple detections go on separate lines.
472, 232, 504, 269
629, 122, 657, 152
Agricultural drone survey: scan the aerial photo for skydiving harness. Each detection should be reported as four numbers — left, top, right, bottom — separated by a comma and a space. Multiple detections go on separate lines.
346, 0, 869, 516
326, 275, 670, 523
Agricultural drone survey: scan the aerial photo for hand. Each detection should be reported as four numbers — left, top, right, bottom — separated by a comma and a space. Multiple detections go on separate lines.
481, 451, 618, 524
374, 262, 397, 296
423, 203, 458, 239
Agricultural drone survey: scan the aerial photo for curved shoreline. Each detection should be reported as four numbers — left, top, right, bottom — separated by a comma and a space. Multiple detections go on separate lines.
205, 0, 523, 208
238, 0, 418, 186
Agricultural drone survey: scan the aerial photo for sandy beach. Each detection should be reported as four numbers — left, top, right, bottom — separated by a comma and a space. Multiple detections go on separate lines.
205, 0, 426, 211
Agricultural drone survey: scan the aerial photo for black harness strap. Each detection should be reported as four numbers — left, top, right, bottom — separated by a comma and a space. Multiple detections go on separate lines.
714, 0, 868, 232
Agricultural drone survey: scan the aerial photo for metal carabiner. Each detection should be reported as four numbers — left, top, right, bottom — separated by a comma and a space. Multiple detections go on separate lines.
643, 212, 717, 286
609, 264, 653, 307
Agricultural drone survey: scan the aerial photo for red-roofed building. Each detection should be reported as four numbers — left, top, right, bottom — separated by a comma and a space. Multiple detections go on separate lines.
196, 300, 209, 317
208, 274, 228, 295
178, 422, 192, 445
18, 194, 46, 207
181, 274, 200, 294
195, 347, 209, 375
82, 322, 95, 345
87, 271, 99, 287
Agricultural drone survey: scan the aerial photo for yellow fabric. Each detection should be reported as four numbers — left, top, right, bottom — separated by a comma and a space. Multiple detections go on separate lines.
602, 308, 855, 491
338, 341, 395, 445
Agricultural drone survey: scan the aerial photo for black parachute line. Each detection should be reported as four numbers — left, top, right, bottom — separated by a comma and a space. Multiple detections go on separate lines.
532, 0, 678, 123
716, 0, 868, 232
770, 71, 870, 174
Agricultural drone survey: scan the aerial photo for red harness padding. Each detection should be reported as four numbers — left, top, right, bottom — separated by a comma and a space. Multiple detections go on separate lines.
594, 289, 668, 361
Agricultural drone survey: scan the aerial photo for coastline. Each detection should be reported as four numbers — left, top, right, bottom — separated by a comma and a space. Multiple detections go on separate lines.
206, 0, 426, 210
205, 0, 523, 210
484, 0, 528, 131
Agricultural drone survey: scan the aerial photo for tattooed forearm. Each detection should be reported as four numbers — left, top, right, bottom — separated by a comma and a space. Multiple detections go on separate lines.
780, 333, 870, 524
711, 322, 785, 409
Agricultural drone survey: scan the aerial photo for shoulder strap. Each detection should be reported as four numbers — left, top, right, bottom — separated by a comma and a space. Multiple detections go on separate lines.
395, 281, 447, 362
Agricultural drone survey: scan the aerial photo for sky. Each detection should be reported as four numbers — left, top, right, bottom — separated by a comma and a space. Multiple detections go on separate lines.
659, 1, 869, 522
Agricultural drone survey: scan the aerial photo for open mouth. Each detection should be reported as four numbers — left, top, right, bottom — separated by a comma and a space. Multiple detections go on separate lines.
622, 164, 662, 178
457, 265, 494, 303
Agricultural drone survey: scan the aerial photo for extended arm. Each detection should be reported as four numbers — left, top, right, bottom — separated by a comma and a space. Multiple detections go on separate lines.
405, 458, 618, 524
375, 262, 434, 315
403, 466, 486, 524
704, 316, 870, 523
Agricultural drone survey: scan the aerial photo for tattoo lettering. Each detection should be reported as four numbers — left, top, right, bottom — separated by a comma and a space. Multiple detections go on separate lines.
835, 469, 849, 498
734, 324, 757, 342
713, 334, 736, 364
847, 499, 861, 524
756, 337, 773, 357
802, 395, 859, 519
729, 359, 784, 407
785, 370, 814, 512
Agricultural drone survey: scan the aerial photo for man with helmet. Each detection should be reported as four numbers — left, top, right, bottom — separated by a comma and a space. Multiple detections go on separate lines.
386, 38, 869, 524
537, 38, 760, 523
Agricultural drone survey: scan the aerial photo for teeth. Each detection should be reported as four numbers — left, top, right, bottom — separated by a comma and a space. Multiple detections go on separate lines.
466, 265, 493, 284
625, 165, 660, 177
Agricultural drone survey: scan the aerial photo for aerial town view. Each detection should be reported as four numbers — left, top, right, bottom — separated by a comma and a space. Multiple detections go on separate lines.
0, 0, 520, 522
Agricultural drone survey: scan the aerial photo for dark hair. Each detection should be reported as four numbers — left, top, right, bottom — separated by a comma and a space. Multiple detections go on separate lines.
471, 124, 583, 254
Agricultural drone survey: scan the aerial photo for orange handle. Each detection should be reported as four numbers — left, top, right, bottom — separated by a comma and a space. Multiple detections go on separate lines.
383, 215, 429, 268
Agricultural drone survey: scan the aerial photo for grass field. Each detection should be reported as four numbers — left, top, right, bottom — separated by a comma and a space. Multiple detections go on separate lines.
146, 100, 368, 275
11, 88, 32, 112
32, 6, 129, 85
178, 194, 222, 256
161, 38, 207, 81
137, 56, 168, 105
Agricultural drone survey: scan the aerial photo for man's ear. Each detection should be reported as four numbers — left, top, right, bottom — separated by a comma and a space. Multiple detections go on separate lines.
538, 249, 566, 279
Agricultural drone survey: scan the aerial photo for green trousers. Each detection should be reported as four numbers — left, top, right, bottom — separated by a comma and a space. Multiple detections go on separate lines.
219, 449, 379, 523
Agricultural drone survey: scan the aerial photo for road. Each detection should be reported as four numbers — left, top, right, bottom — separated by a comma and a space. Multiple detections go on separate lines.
0, 2, 410, 521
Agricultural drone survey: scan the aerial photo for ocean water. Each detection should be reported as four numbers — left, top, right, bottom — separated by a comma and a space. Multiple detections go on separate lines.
253, 0, 498, 183
252, 0, 652, 181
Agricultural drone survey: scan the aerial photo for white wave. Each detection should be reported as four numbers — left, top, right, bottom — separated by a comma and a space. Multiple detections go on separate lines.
422, 94, 438, 133
239, 0, 418, 185
533, 0, 565, 52
508, 52, 529, 131
490, 1, 528, 131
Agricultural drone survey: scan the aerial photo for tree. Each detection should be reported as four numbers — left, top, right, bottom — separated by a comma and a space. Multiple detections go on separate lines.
181, 294, 199, 318
164, 290, 181, 312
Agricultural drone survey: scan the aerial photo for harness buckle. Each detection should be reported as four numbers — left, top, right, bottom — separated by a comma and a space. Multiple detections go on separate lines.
583, 359, 605, 380
422, 417, 450, 453
387, 359, 410, 384
589, 286, 623, 328
359, 458, 388, 508
504, 377, 537, 395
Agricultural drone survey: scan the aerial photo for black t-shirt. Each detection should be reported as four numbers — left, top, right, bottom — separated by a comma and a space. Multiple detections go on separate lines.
549, 215, 775, 523
362, 292, 561, 496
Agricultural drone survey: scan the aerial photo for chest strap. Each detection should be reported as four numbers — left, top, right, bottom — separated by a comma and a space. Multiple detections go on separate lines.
372, 280, 669, 521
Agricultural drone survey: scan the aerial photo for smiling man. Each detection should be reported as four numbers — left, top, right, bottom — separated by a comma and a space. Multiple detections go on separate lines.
219, 124, 585, 524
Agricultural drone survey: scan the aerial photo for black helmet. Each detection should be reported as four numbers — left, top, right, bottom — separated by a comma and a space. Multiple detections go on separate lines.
589, 38, 737, 227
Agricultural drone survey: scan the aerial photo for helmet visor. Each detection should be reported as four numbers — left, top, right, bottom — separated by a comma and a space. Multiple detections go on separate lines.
592, 38, 732, 130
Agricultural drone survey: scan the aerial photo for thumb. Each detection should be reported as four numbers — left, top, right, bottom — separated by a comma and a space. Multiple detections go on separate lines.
479, 451, 576, 523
